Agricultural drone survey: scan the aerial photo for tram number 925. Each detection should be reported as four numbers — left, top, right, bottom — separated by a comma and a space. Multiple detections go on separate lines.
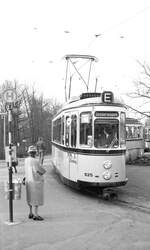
84, 173, 93, 177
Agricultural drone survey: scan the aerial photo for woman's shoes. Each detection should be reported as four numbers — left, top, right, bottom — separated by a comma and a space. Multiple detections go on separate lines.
28, 213, 34, 219
33, 215, 44, 221
28, 213, 44, 220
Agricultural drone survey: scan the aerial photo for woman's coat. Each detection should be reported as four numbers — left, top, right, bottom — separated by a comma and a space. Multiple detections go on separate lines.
24, 156, 45, 206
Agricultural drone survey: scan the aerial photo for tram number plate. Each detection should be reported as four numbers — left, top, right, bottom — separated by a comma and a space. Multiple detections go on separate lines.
84, 173, 93, 177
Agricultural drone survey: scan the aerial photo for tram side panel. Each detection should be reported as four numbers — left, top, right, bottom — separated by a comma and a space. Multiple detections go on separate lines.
68, 152, 78, 182
52, 145, 79, 182
126, 118, 144, 162
52, 145, 69, 179
126, 139, 144, 162
77, 153, 127, 187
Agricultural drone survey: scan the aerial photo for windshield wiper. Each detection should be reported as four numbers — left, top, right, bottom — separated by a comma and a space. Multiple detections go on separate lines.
108, 136, 118, 148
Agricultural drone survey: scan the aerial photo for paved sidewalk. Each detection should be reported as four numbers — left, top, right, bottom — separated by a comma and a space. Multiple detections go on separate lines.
0, 156, 56, 250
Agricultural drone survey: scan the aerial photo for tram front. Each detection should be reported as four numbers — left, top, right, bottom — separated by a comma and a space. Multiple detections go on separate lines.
78, 92, 128, 187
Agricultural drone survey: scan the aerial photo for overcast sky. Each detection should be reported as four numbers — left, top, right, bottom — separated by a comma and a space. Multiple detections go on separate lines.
0, 0, 150, 107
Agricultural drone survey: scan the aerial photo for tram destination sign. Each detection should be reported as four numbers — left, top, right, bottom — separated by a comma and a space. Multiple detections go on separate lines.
95, 111, 119, 117
102, 91, 114, 103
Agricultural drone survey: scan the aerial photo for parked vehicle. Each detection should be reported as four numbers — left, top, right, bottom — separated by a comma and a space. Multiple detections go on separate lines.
126, 117, 144, 162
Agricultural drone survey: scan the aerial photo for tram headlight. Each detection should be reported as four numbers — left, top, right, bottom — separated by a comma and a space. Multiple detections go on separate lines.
103, 160, 112, 169
103, 171, 112, 180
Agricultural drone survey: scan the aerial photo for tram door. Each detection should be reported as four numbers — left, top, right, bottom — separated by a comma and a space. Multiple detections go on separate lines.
66, 114, 78, 181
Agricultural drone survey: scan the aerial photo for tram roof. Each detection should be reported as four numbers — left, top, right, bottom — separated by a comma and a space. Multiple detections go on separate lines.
64, 54, 98, 62
59, 92, 126, 112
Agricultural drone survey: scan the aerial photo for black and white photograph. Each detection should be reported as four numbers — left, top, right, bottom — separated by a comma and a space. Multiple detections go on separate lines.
1, 0, 150, 249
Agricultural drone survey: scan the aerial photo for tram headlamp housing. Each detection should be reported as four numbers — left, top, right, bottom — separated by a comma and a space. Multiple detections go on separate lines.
103, 171, 112, 180
103, 160, 112, 169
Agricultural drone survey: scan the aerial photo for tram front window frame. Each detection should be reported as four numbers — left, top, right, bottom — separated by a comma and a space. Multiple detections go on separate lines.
94, 119, 119, 148
71, 114, 77, 147
120, 112, 126, 148
80, 112, 92, 147
53, 117, 61, 143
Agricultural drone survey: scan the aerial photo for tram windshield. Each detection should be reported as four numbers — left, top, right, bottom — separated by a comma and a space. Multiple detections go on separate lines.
94, 119, 119, 148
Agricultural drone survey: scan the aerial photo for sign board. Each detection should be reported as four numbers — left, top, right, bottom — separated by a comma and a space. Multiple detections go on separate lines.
5, 146, 17, 162
102, 91, 114, 103
3, 89, 17, 103
95, 111, 119, 117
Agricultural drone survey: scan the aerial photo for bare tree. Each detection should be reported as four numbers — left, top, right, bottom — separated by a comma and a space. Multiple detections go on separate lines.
128, 60, 150, 101
0, 81, 62, 158
125, 60, 150, 120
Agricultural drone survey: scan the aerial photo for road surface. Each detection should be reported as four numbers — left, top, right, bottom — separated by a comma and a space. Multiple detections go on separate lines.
0, 156, 150, 250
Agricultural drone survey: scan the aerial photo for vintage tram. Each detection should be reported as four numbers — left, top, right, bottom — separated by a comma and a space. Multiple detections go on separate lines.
51, 91, 128, 189
126, 117, 144, 162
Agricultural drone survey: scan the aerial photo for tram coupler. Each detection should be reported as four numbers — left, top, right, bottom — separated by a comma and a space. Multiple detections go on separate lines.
101, 188, 118, 200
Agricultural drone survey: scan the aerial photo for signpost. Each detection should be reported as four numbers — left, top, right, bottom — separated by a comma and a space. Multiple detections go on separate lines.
2, 87, 17, 224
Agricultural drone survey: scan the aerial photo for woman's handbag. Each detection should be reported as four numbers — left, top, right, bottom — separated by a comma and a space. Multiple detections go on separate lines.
22, 177, 26, 185
37, 166, 46, 175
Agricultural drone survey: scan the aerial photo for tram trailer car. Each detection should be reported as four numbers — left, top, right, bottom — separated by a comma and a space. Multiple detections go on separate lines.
126, 118, 144, 162
52, 91, 128, 189
144, 125, 150, 152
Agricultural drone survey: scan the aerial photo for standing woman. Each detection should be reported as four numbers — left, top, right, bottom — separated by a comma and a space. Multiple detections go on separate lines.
24, 145, 46, 221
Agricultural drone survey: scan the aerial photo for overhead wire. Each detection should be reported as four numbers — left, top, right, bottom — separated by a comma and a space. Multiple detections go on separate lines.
85, 5, 150, 108
125, 104, 150, 118
86, 5, 150, 49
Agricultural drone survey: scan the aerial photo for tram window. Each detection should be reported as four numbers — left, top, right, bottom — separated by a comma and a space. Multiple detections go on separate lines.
53, 117, 61, 143
126, 125, 143, 139
138, 126, 143, 138
120, 112, 126, 147
80, 112, 92, 146
135, 126, 142, 138
144, 128, 150, 139
65, 116, 70, 146
126, 126, 132, 139
71, 115, 77, 147
53, 121, 55, 141
61, 116, 64, 145
94, 119, 119, 148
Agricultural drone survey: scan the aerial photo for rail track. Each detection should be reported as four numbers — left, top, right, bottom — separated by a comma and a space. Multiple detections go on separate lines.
83, 187, 150, 214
